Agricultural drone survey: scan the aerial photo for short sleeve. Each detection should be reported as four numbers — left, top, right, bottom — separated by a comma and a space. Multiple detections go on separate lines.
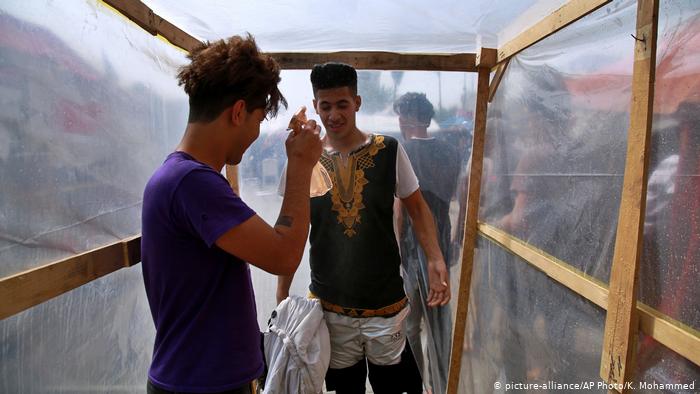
395, 141, 420, 198
173, 168, 256, 247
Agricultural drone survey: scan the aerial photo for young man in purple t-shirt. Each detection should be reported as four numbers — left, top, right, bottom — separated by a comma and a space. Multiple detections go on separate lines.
141, 35, 322, 394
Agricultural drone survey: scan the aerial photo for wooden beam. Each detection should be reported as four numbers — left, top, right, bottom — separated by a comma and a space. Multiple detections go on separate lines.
101, 0, 202, 52
497, 0, 611, 63
270, 52, 477, 72
478, 222, 700, 368
601, 0, 659, 390
0, 236, 141, 320
446, 47, 495, 394
478, 223, 608, 308
101, 1, 478, 73
226, 165, 240, 195
637, 303, 700, 367
489, 59, 510, 102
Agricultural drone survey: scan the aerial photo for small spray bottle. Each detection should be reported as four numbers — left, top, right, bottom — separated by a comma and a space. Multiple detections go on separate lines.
286, 106, 332, 197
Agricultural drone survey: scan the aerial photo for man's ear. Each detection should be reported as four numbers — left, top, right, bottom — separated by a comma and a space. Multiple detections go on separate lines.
355, 95, 362, 112
312, 98, 318, 114
230, 99, 247, 126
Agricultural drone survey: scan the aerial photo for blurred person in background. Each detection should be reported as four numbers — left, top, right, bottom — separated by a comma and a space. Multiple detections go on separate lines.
393, 92, 460, 394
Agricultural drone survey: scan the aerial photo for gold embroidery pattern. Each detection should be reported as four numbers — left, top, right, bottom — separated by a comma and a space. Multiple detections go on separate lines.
322, 135, 386, 237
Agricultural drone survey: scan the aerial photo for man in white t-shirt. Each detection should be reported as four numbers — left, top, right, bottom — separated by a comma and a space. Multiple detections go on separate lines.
277, 62, 449, 394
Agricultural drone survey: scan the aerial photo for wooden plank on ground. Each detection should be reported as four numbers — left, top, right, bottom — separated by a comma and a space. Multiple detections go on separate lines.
497, 0, 611, 63
478, 222, 700, 369
600, 0, 659, 390
0, 236, 141, 320
446, 47, 496, 394
270, 52, 477, 72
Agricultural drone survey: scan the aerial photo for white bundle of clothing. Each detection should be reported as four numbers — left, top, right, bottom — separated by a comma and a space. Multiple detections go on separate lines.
263, 295, 330, 394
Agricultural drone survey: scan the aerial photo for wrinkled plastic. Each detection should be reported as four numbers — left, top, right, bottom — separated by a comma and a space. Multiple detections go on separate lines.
459, 236, 606, 393
142, 0, 567, 52
0, 0, 187, 391
638, 0, 700, 333
2, 0, 698, 392
478, 0, 637, 284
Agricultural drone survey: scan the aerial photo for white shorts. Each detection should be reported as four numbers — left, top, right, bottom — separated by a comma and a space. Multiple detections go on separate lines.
324, 306, 410, 369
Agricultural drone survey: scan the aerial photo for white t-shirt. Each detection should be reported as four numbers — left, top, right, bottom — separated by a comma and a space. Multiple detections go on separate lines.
278, 134, 419, 199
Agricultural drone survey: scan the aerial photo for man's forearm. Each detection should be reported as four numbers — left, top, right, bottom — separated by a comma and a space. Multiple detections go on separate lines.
409, 201, 444, 264
275, 162, 312, 265
276, 274, 295, 304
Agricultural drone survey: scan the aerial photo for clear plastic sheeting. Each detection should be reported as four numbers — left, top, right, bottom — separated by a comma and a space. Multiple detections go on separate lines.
1, 0, 187, 391
479, 0, 637, 284
638, 0, 700, 333
633, 334, 699, 392
1, 265, 155, 392
458, 236, 606, 393
0, 0, 188, 277
242, 69, 475, 392
141, 0, 567, 52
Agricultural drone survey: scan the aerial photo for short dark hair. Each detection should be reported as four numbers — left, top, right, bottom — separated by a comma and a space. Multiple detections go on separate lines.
310, 62, 357, 96
393, 92, 435, 125
177, 34, 287, 123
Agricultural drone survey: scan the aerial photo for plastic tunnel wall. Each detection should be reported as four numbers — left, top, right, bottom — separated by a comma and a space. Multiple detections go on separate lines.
457, 0, 699, 392
0, 0, 698, 392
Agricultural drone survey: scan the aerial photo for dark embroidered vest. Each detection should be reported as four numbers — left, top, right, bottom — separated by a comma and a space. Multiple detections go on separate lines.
309, 134, 405, 309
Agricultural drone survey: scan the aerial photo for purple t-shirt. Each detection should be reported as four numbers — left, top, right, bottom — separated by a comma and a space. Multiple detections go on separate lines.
141, 151, 262, 392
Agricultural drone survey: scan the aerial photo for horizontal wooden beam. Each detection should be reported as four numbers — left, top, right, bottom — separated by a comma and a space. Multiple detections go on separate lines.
637, 303, 700, 367
478, 222, 699, 368
479, 222, 608, 308
497, 0, 611, 63
101, 1, 477, 72
0, 236, 141, 320
101, 0, 202, 52
270, 52, 477, 72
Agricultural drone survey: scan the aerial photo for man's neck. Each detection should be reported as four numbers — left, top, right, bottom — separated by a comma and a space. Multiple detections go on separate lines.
176, 123, 226, 171
403, 127, 429, 140
324, 127, 368, 156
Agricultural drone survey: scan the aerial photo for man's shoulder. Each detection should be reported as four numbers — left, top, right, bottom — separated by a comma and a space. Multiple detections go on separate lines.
372, 133, 398, 150
146, 153, 222, 197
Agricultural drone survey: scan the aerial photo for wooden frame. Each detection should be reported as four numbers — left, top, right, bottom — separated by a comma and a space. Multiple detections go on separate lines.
446, 47, 496, 394
102, 0, 478, 72
488, 58, 510, 102
0, 236, 141, 320
601, 0, 659, 389
3, 2, 696, 393
497, 0, 611, 63
478, 223, 700, 368
272, 52, 476, 72
225, 165, 240, 195
101, 0, 202, 52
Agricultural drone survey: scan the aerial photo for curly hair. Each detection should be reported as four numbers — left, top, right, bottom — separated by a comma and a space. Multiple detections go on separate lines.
310, 62, 357, 96
393, 92, 435, 126
177, 34, 287, 123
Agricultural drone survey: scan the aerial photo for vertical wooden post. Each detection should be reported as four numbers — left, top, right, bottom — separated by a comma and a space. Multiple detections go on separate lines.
226, 164, 240, 195
600, 0, 659, 391
446, 47, 496, 394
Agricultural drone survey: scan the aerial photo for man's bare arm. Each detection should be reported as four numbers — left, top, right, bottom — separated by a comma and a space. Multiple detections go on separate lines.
401, 189, 451, 306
